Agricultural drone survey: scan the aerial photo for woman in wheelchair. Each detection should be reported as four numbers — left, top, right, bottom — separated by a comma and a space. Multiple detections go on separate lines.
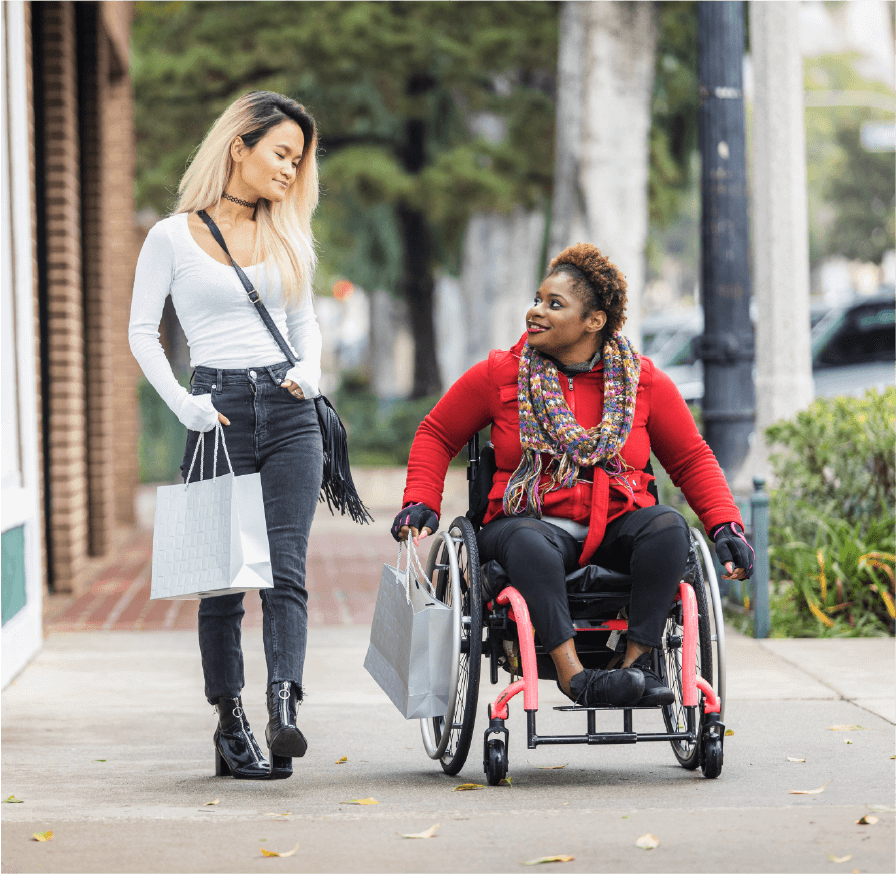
392, 243, 753, 710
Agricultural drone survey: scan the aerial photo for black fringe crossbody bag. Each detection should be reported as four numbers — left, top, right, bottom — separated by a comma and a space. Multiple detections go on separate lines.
197, 209, 373, 525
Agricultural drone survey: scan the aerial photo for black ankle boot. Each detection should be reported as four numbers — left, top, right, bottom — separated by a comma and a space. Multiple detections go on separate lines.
213, 696, 270, 780
265, 681, 308, 762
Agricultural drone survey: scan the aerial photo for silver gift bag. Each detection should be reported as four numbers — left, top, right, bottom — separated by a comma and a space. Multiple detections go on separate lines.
363, 541, 453, 719
150, 425, 274, 601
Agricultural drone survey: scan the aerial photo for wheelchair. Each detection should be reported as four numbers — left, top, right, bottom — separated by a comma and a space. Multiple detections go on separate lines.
418, 435, 727, 784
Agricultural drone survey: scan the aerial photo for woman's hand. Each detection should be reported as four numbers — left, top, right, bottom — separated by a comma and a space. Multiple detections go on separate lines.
391, 503, 438, 546
218, 412, 230, 426
281, 379, 304, 400
712, 522, 754, 581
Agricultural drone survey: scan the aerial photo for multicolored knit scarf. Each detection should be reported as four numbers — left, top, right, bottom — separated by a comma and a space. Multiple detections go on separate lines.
503, 332, 641, 517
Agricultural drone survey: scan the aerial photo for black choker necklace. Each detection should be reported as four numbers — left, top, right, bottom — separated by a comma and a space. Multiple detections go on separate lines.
222, 191, 258, 209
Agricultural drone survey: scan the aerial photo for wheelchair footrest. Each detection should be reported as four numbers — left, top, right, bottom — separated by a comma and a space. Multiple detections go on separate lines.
552, 704, 661, 711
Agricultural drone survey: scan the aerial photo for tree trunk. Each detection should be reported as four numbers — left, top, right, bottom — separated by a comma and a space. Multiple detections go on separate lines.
397, 93, 441, 398
436, 209, 546, 386
741, 0, 813, 486
550, 0, 657, 346
397, 201, 441, 398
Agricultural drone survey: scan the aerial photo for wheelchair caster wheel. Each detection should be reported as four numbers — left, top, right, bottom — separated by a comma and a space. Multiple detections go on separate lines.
484, 738, 508, 786
700, 736, 723, 779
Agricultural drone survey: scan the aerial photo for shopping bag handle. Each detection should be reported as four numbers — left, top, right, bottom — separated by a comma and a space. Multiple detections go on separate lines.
397, 538, 435, 601
184, 423, 234, 488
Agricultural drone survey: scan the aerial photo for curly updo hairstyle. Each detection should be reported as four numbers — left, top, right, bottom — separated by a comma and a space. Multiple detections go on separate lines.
547, 243, 628, 336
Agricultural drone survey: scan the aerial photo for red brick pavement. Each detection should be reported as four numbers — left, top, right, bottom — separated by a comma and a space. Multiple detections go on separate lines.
43, 472, 468, 635
43, 520, 399, 634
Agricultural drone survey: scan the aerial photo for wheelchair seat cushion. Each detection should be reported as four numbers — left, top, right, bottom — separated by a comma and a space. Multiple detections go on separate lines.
482, 559, 633, 619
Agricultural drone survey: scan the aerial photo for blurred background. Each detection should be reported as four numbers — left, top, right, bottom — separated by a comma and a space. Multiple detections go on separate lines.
3, 1, 893, 683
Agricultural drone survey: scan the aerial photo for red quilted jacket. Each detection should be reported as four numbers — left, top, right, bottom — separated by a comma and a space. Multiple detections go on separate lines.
403, 334, 742, 567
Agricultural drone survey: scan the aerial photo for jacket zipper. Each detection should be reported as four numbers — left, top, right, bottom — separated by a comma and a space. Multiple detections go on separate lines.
566, 375, 576, 416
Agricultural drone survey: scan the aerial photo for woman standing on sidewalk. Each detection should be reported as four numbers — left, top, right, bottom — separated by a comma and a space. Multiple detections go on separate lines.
129, 91, 322, 780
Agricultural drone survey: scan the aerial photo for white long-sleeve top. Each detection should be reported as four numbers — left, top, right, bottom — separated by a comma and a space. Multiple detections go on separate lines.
128, 213, 322, 432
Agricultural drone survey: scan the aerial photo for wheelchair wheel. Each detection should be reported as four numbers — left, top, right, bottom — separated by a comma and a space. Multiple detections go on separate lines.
690, 526, 726, 721
659, 533, 714, 770
420, 517, 482, 775
485, 738, 507, 786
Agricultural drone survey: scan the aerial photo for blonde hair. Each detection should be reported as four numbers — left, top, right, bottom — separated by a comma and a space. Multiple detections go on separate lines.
176, 91, 319, 307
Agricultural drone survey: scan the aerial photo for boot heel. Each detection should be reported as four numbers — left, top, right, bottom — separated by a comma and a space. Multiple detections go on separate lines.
268, 753, 293, 780
215, 746, 231, 777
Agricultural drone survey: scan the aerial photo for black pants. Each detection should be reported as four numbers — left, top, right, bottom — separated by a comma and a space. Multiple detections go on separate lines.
184, 363, 323, 704
476, 506, 690, 653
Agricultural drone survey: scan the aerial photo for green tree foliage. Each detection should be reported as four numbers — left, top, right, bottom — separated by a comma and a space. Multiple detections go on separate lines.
824, 124, 895, 264
132, 1, 558, 397
649, 1, 699, 231
803, 52, 895, 266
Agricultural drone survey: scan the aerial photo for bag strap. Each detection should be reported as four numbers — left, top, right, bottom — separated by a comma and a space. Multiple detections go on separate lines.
196, 209, 373, 526
184, 422, 233, 488
397, 538, 435, 599
196, 209, 298, 367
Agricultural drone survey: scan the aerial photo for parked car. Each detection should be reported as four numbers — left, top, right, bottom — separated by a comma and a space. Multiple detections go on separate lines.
810, 290, 894, 398
642, 292, 894, 402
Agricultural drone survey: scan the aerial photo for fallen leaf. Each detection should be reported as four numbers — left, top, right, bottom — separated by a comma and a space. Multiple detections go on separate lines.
855, 814, 879, 825
93, 759, 106, 762
263, 812, 292, 817
787, 757, 807, 763
523, 855, 575, 865
498, 777, 512, 786
398, 824, 439, 839
261, 842, 299, 858
844, 740, 853, 745
791, 780, 832, 795
204, 799, 220, 806
3, 796, 23, 803
528, 761, 568, 770
32, 831, 53, 842
635, 833, 660, 850
453, 783, 484, 792
335, 756, 348, 764
828, 725, 868, 731
724, 729, 734, 736
342, 798, 379, 805
828, 855, 852, 863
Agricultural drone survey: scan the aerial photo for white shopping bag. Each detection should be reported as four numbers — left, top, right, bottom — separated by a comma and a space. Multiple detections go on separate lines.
363, 540, 453, 719
150, 424, 274, 600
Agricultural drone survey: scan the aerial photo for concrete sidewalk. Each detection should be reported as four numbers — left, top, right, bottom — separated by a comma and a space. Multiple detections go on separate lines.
2, 626, 893, 873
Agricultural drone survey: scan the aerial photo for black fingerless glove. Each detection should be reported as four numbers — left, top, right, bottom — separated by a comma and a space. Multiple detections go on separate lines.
711, 522, 755, 578
390, 502, 439, 542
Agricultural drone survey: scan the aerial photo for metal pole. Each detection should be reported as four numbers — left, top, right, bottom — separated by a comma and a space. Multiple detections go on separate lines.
697, 1, 755, 479
750, 476, 770, 638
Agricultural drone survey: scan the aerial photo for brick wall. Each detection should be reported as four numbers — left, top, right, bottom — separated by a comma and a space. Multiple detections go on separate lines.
40, 1, 90, 591
32, 1, 138, 594
105, 11, 141, 527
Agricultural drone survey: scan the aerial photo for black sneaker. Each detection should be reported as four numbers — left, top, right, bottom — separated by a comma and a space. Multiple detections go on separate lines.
560, 667, 645, 707
631, 652, 674, 706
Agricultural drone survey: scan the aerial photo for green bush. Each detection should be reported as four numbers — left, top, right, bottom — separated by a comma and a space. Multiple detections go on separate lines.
335, 381, 442, 467
138, 378, 187, 484
765, 387, 895, 636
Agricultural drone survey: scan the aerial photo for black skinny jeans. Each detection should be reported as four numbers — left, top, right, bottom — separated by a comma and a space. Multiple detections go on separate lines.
476, 506, 690, 653
182, 362, 323, 704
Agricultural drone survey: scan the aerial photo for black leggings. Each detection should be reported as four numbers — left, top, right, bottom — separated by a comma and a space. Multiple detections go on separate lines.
476, 506, 690, 653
